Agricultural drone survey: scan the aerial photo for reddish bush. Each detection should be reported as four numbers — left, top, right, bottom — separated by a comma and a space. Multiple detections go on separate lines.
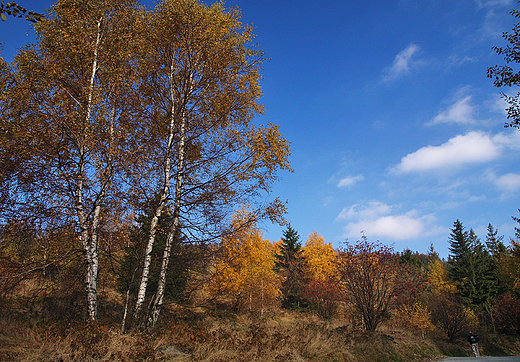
337, 236, 427, 331
302, 277, 342, 318
494, 292, 520, 335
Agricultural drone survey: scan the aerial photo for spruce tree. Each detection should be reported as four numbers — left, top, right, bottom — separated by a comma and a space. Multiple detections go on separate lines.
486, 223, 507, 258
448, 220, 471, 283
275, 225, 308, 309
471, 230, 497, 306
275, 225, 301, 270
448, 220, 498, 308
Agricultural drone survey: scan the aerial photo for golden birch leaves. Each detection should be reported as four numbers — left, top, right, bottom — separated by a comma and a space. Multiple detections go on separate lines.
208, 208, 280, 311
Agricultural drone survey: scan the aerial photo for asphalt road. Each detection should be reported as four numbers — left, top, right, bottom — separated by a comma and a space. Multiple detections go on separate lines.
439, 357, 520, 362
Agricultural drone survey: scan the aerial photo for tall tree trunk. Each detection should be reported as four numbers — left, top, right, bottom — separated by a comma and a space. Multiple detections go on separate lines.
85, 204, 101, 322
261, 279, 264, 317
133, 60, 178, 326
148, 105, 187, 329
79, 17, 106, 323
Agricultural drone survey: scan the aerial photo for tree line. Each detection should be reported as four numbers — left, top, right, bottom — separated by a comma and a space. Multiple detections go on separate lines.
209, 211, 520, 341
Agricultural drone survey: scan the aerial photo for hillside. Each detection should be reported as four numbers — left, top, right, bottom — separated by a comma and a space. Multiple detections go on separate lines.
2, 300, 519, 362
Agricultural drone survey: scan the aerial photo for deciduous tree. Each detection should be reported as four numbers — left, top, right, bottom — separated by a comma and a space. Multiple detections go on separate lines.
428, 292, 475, 342
127, 0, 291, 329
207, 208, 280, 314
493, 292, 520, 335
488, 6, 520, 129
393, 302, 435, 338
300, 232, 341, 318
302, 231, 337, 281
3, 0, 139, 322
337, 235, 417, 331
0, 1, 43, 23
428, 258, 456, 293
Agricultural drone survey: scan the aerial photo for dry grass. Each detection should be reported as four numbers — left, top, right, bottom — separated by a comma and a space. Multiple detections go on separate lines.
0, 307, 443, 362
157, 308, 440, 362
0, 319, 156, 361
1, 302, 518, 362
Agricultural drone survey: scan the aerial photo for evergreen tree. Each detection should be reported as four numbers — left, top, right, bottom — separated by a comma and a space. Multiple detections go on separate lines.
400, 248, 427, 268
471, 230, 497, 306
486, 223, 507, 258
486, 224, 507, 295
513, 209, 520, 239
448, 220, 497, 308
119, 202, 193, 329
275, 225, 301, 270
448, 220, 471, 283
275, 225, 308, 309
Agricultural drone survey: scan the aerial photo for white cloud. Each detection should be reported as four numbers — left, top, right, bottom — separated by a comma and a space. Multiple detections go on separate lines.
492, 131, 520, 150
496, 173, 520, 191
486, 94, 509, 116
477, 0, 514, 40
337, 201, 437, 241
337, 201, 392, 220
392, 131, 501, 173
337, 174, 364, 188
383, 44, 421, 83
487, 171, 520, 191
446, 54, 477, 68
428, 95, 479, 125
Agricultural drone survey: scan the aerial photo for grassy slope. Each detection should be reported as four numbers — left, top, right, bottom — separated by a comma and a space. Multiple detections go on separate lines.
2, 304, 520, 362
1, 287, 519, 362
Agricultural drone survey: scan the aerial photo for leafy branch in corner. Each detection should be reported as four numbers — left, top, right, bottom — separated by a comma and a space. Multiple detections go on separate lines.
0, 1, 44, 23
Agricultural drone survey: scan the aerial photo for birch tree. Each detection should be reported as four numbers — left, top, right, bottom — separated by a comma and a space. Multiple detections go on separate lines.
207, 208, 280, 314
302, 231, 338, 281
3, 0, 139, 322
127, 0, 291, 329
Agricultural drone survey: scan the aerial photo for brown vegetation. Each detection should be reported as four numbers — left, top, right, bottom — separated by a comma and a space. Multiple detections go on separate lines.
1, 294, 519, 362
0, 306, 442, 361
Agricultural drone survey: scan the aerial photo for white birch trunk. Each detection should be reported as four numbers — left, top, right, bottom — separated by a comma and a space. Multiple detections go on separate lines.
133, 60, 178, 324
132, 198, 169, 322
121, 288, 131, 333
147, 68, 193, 328
81, 17, 102, 322
148, 106, 187, 328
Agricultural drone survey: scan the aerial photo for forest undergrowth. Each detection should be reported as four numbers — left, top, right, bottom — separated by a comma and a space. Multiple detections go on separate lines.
1, 291, 519, 362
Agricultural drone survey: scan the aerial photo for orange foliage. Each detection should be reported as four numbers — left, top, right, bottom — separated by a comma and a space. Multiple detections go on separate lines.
394, 302, 436, 338
302, 232, 338, 281
428, 259, 456, 293
208, 208, 280, 313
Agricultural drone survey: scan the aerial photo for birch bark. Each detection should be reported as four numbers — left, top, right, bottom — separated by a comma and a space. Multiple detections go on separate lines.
132, 59, 178, 324
148, 102, 188, 328
80, 17, 103, 322
5, 0, 139, 323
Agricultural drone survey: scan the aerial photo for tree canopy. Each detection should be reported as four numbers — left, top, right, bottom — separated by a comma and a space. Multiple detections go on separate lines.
1, 0, 291, 326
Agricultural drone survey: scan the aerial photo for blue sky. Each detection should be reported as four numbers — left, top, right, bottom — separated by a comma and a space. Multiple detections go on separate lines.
2, 0, 520, 258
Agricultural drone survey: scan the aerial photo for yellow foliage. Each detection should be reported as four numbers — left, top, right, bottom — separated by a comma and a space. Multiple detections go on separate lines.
394, 302, 436, 337
302, 232, 338, 281
208, 208, 280, 313
428, 259, 456, 293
